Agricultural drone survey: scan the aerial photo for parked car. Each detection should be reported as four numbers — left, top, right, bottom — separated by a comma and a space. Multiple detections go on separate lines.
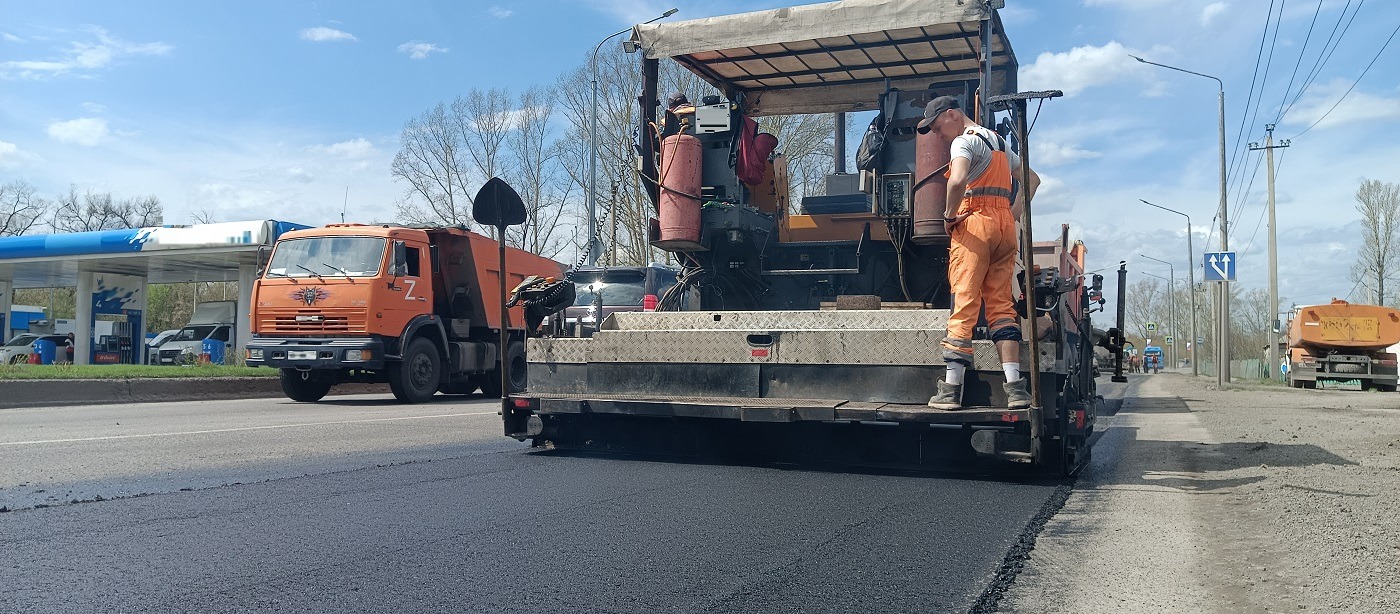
1, 333, 71, 364
145, 329, 181, 365
156, 301, 236, 365
563, 264, 680, 337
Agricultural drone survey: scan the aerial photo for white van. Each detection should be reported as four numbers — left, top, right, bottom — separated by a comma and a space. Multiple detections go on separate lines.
156, 301, 237, 365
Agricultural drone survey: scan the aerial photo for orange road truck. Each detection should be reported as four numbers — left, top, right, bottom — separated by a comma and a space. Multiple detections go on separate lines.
1287, 299, 1400, 391
247, 224, 568, 403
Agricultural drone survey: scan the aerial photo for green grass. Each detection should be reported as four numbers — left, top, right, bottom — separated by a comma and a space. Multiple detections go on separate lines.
0, 363, 277, 380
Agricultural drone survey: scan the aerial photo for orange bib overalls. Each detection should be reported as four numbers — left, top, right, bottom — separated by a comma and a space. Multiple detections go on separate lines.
940, 130, 1021, 366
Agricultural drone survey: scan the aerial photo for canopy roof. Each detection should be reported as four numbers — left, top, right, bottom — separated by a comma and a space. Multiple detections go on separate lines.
630, 0, 1017, 116
0, 220, 308, 288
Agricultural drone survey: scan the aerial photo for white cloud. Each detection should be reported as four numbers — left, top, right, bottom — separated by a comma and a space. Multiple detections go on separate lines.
0, 27, 172, 80
311, 137, 377, 158
1033, 139, 1103, 167
397, 41, 447, 60
1280, 79, 1400, 132
489, 6, 513, 18
1200, 2, 1228, 26
47, 118, 110, 146
2, 32, 22, 43
80, 101, 107, 114
1020, 41, 1156, 97
0, 140, 44, 168
300, 27, 358, 43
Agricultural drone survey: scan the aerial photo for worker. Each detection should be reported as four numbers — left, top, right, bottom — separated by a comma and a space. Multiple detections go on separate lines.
917, 96, 1041, 410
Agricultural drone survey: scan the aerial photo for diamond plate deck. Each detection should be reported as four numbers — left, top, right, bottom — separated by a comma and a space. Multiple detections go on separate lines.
603, 309, 951, 331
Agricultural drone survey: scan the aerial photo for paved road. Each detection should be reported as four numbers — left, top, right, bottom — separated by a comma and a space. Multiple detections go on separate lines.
0, 391, 1076, 613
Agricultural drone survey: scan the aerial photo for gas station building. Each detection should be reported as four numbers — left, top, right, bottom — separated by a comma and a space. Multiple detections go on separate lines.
0, 220, 307, 364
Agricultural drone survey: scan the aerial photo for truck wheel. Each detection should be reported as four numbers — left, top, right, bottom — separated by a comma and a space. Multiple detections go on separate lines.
390, 337, 441, 403
280, 369, 331, 402
480, 340, 526, 398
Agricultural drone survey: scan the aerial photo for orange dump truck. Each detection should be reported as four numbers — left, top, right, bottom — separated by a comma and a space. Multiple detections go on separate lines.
1287, 299, 1400, 391
247, 224, 568, 402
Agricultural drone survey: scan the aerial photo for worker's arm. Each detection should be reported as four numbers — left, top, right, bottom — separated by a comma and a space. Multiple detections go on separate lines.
1011, 165, 1041, 221
944, 155, 972, 227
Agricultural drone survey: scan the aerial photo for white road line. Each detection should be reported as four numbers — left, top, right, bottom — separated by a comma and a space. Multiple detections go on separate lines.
0, 411, 498, 446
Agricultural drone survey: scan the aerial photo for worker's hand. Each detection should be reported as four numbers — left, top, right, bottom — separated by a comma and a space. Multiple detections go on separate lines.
943, 212, 970, 229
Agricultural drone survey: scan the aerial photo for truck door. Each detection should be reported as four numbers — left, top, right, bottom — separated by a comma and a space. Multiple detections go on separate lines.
385, 241, 430, 336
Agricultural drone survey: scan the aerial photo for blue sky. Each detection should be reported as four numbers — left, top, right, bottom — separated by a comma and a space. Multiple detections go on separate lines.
2, 0, 1398, 309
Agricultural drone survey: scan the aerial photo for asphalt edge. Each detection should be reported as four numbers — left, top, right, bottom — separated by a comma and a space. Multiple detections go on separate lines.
0, 377, 286, 408
968, 478, 1078, 614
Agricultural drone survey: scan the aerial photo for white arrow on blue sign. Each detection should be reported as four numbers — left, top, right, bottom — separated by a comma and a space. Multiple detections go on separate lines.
1203, 251, 1236, 282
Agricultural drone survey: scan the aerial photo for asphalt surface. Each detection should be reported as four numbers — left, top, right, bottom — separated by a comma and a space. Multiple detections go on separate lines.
0, 392, 1073, 613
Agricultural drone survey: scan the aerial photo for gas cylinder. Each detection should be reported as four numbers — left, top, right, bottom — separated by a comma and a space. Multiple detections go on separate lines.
658, 132, 702, 245
912, 127, 952, 244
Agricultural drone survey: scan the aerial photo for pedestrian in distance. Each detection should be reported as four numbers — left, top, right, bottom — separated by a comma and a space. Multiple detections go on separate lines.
920, 96, 1042, 410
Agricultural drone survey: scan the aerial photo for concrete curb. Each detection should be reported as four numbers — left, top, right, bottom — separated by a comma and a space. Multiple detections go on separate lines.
0, 378, 393, 409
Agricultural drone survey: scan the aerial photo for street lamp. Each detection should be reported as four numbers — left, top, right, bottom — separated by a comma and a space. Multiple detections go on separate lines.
589, 8, 678, 266
1140, 197, 1199, 377
1131, 55, 1229, 386
1141, 255, 1178, 368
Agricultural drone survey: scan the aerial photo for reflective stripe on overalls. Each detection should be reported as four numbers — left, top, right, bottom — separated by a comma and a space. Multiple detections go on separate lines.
940, 130, 1022, 366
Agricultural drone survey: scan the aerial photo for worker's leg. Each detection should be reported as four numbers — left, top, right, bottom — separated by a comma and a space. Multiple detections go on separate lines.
941, 211, 993, 382
982, 208, 1031, 408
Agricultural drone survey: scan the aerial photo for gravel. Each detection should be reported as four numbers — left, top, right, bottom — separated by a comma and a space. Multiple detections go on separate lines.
1000, 373, 1400, 613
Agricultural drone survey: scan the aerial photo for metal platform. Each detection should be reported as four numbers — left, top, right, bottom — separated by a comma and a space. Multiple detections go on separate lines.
533, 392, 1031, 425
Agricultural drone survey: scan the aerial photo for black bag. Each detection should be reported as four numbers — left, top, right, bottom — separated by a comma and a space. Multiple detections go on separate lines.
855, 120, 885, 171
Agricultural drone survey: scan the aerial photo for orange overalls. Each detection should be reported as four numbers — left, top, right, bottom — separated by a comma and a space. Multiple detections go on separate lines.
940, 130, 1021, 366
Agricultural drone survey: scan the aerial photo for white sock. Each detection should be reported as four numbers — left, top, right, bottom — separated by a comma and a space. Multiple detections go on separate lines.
946, 362, 966, 385
1003, 362, 1021, 382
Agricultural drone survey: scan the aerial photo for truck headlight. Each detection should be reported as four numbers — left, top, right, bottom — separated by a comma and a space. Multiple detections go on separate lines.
344, 349, 371, 361
247, 348, 264, 360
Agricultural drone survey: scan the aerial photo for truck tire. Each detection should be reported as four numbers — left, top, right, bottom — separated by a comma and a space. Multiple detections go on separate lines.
281, 369, 331, 402
390, 337, 441, 403
480, 340, 526, 398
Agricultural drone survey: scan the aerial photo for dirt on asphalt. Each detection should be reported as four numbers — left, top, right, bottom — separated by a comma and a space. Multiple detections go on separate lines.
1001, 373, 1400, 613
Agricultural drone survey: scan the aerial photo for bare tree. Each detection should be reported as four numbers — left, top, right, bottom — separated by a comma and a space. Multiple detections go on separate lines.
50, 187, 162, 232
1350, 178, 1400, 306
454, 88, 514, 185
391, 103, 473, 226
1124, 278, 1163, 341
1232, 286, 1276, 361
0, 180, 47, 236
506, 86, 571, 257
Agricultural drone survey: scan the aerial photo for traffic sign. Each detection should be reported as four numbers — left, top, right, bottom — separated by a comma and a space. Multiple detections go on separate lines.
1204, 251, 1236, 282
1165, 335, 1174, 345
1146, 322, 1157, 333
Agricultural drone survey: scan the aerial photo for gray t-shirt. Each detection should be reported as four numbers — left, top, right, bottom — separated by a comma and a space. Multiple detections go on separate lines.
950, 126, 1022, 182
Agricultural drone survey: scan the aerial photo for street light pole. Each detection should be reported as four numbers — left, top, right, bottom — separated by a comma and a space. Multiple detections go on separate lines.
1141, 254, 1177, 368
588, 8, 678, 266
1132, 55, 1229, 386
1141, 199, 1199, 377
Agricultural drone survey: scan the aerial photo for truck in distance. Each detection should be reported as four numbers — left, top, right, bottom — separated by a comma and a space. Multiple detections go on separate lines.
247, 224, 570, 403
1287, 299, 1400, 391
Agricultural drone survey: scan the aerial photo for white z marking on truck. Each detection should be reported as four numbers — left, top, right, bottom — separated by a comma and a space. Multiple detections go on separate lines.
404, 279, 418, 300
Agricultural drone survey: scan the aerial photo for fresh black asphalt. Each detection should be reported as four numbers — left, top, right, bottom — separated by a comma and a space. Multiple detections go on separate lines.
0, 394, 1066, 613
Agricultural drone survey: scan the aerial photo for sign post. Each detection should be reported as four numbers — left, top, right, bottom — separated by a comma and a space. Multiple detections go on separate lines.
472, 178, 528, 414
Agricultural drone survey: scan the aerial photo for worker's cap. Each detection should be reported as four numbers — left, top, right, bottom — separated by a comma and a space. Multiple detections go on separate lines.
916, 96, 960, 134
666, 92, 690, 108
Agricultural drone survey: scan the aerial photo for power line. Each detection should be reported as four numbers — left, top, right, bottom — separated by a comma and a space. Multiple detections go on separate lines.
1226, 0, 1278, 187
1229, 0, 1288, 204
1280, 0, 1365, 121
1273, 0, 1326, 125
1291, 20, 1400, 139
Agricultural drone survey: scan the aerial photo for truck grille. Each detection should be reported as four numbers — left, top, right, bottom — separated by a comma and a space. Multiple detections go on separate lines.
258, 308, 368, 334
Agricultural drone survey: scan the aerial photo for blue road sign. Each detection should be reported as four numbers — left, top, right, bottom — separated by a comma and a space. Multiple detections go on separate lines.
1204, 251, 1236, 282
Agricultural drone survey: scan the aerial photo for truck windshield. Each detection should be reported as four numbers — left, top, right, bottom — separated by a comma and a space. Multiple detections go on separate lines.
266, 237, 386, 278
172, 325, 217, 342
573, 280, 647, 306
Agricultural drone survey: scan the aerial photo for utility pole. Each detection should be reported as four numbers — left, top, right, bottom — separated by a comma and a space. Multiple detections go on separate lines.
1250, 124, 1289, 380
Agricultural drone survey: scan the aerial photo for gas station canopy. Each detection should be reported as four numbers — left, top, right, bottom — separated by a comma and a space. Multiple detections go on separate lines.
0, 220, 308, 288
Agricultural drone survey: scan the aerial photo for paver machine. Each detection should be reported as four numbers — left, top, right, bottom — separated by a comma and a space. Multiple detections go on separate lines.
507, 0, 1124, 474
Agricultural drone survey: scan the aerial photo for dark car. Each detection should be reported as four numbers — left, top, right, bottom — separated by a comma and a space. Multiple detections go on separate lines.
564, 264, 680, 336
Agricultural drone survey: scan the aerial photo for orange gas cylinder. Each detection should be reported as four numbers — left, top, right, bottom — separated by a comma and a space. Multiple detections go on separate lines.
912, 127, 951, 244
659, 132, 702, 244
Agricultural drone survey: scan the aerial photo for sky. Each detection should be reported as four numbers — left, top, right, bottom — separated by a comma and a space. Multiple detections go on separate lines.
1, 0, 1398, 312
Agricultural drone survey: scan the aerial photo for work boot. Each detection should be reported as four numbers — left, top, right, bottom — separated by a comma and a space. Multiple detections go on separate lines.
1004, 378, 1032, 409
928, 380, 962, 410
